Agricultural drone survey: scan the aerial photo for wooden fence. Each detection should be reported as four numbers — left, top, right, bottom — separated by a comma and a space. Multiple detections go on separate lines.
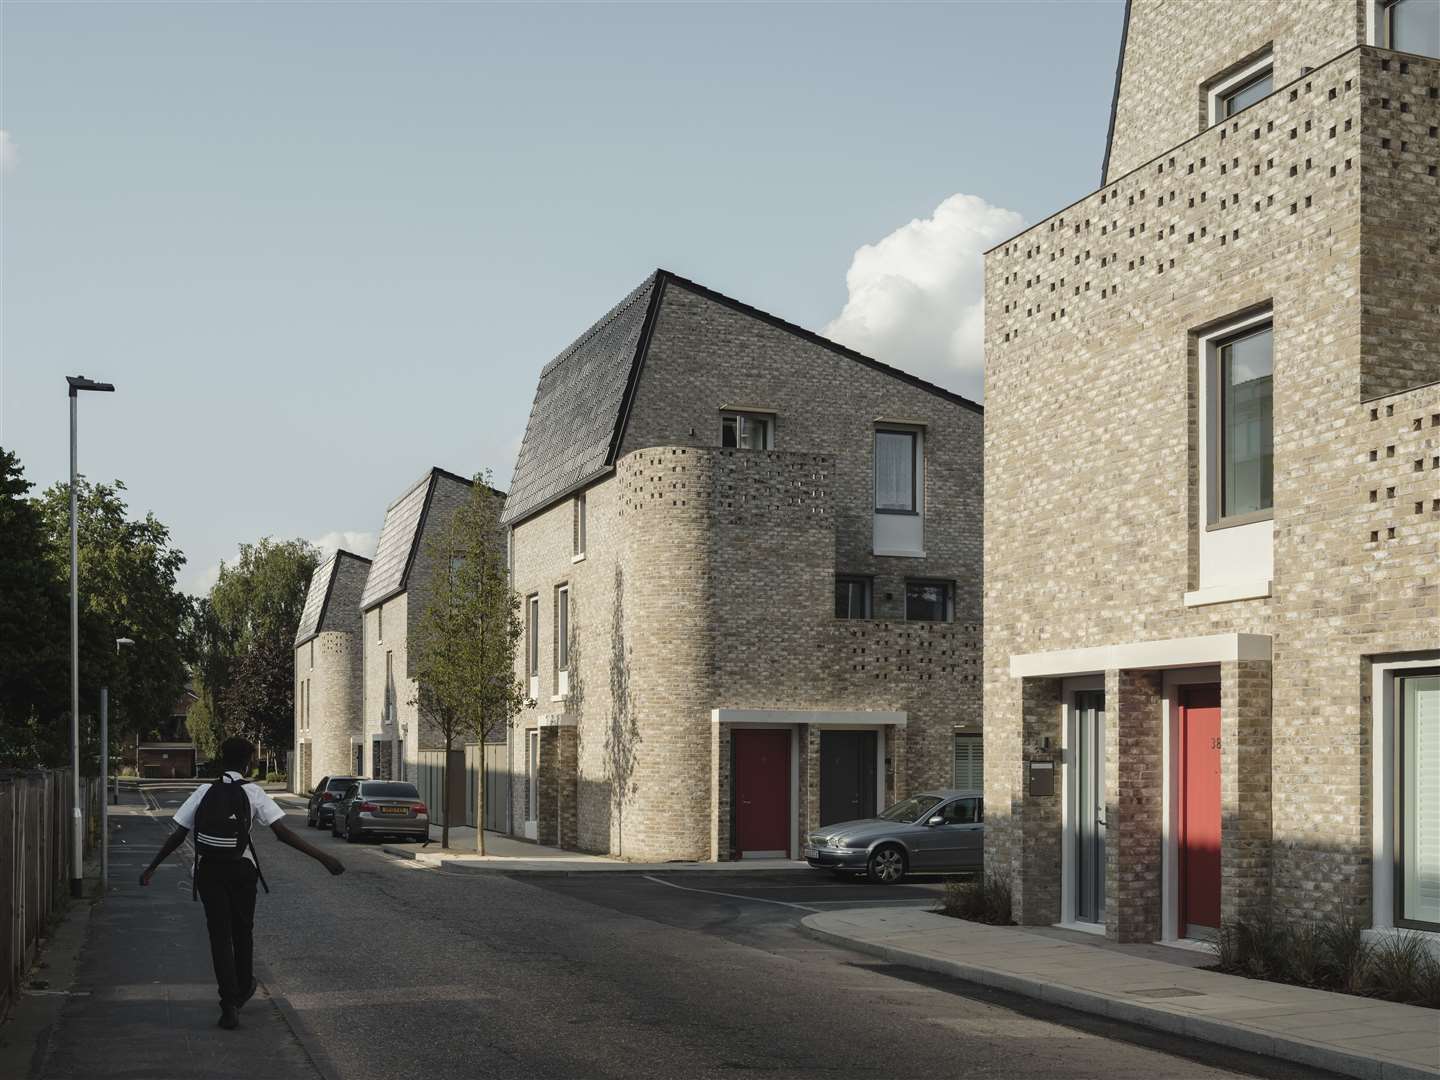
415, 744, 509, 831
1, 770, 102, 1017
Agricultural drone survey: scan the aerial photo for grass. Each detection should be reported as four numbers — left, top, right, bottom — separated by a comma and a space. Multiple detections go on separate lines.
938, 872, 1014, 925
1212, 912, 1439, 1009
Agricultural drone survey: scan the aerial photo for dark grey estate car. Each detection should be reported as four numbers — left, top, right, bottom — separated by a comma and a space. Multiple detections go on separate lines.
804, 789, 982, 884
332, 780, 429, 842
306, 775, 363, 828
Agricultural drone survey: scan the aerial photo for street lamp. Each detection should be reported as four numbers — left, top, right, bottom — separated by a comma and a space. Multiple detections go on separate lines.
101, 637, 136, 895
67, 374, 114, 899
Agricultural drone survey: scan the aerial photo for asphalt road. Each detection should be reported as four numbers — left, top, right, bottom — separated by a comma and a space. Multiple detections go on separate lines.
81, 784, 1343, 1080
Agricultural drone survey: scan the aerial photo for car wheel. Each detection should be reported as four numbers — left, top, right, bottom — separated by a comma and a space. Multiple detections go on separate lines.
345, 821, 360, 843
331, 818, 341, 838
866, 845, 906, 885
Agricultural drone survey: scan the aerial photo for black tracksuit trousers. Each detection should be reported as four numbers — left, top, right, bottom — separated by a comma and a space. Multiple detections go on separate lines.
195, 858, 258, 1007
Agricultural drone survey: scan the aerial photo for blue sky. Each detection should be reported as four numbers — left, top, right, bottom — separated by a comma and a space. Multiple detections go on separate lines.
2, 1, 1124, 593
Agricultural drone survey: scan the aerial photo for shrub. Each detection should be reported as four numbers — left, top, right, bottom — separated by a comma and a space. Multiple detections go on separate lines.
1368, 931, 1432, 1004
1318, 911, 1372, 996
265, 771, 286, 784
940, 872, 1014, 925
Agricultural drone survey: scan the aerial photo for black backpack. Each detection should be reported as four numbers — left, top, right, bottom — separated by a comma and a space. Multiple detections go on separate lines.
191, 778, 269, 899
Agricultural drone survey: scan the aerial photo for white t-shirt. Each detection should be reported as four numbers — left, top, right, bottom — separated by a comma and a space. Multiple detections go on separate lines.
173, 772, 286, 864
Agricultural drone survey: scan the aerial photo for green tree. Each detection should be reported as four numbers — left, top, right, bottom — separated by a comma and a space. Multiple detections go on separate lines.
196, 538, 317, 772
31, 474, 191, 769
409, 475, 526, 851
186, 674, 221, 763
0, 449, 70, 766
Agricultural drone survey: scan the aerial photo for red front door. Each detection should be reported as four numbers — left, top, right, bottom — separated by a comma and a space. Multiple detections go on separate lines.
1179, 684, 1222, 932
733, 730, 791, 857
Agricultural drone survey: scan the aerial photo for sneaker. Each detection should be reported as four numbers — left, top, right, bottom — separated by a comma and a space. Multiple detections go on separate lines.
218, 1005, 239, 1030
238, 977, 258, 1009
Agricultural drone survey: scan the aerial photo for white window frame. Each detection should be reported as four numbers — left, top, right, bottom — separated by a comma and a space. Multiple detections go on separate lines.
376, 605, 383, 643
1059, 674, 1107, 935
1206, 52, 1274, 126
554, 584, 570, 699
572, 492, 587, 561
720, 410, 774, 450
1186, 309, 1274, 607
1371, 654, 1440, 944
526, 594, 540, 700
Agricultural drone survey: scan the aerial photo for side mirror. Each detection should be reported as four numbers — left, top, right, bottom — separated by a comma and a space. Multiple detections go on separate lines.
927, 815, 944, 827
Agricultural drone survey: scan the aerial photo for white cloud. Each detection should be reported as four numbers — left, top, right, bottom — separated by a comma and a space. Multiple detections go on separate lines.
823, 192, 1025, 401
0, 131, 16, 173
309, 530, 378, 560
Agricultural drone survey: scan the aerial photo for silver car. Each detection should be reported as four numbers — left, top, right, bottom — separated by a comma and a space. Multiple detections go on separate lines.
332, 780, 430, 842
804, 789, 983, 884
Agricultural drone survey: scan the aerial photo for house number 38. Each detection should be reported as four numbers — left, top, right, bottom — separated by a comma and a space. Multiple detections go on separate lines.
1209, 736, 1222, 750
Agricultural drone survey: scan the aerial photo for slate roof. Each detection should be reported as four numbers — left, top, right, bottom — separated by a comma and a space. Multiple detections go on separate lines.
295, 550, 372, 646
499, 273, 660, 525
359, 468, 496, 611
500, 269, 981, 527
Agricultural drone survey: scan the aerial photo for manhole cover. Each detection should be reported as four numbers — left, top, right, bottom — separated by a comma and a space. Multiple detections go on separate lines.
1127, 987, 1205, 999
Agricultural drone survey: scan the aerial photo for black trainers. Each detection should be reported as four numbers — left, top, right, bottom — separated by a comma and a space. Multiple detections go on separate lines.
237, 977, 258, 1009
218, 1005, 239, 1030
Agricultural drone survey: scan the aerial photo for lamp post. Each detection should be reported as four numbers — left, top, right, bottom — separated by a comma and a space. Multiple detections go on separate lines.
67, 374, 114, 899
102, 637, 136, 895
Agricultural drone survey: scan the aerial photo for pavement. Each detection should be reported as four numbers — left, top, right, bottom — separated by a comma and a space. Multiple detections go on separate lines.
804, 907, 1440, 1080
8, 779, 1350, 1080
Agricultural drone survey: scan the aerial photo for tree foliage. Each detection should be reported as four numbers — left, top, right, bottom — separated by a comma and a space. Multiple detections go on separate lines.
408, 474, 527, 850
191, 538, 317, 770
0, 449, 191, 769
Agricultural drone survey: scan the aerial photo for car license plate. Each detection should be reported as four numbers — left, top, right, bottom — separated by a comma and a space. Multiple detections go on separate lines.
803, 846, 819, 859
380, 806, 407, 815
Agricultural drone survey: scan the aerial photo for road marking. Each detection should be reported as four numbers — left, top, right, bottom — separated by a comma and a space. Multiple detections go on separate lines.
641, 875, 821, 912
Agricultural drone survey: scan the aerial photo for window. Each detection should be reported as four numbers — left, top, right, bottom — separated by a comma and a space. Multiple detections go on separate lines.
573, 493, 587, 557
1397, 668, 1439, 930
874, 430, 917, 513
835, 576, 872, 619
942, 797, 982, 825
555, 585, 570, 678
905, 580, 953, 622
384, 652, 394, 725
309, 640, 314, 669
526, 595, 540, 678
1207, 54, 1274, 124
721, 412, 772, 450
1383, 0, 1440, 58
376, 605, 384, 643
953, 734, 983, 790
1218, 324, 1273, 519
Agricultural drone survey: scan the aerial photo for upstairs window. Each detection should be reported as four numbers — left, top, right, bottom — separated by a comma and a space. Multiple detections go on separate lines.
573, 492, 587, 558
834, 576, 872, 619
874, 430, 918, 513
555, 585, 570, 696
905, 580, 953, 622
1382, 0, 1440, 58
1218, 324, 1274, 520
721, 412, 773, 450
526, 595, 540, 679
1207, 53, 1273, 125
376, 605, 384, 643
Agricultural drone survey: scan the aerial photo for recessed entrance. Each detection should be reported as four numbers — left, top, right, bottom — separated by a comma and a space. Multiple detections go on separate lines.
1178, 684, 1222, 936
1070, 690, 1107, 924
732, 729, 791, 858
819, 730, 878, 826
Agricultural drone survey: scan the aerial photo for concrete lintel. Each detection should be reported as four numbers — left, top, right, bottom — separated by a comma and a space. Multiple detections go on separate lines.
1009, 633, 1271, 679
536, 714, 577, 729
711, 708, 907, 728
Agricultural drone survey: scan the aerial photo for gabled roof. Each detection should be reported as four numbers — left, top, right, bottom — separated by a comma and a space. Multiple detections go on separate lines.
295, 549, 373, 646
360, 468, 498, 611
1100, 0, 1133, 185
500, 269, 981, 526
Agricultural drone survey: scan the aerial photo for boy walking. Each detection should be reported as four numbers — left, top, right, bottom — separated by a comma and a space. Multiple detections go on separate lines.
140, 736, 344, 1029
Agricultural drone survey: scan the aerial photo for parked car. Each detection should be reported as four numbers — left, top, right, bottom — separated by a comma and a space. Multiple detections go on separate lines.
306, 775, 363, 829
332, 780, 429, 843
804, 789, 983, 884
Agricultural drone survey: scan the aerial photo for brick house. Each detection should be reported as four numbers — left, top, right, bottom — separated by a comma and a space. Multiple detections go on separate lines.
292, 549, 371, 793
983, 0, 1439, 945
135, 685, 200, 779
359, 467, 505, 783
501, 269, 983, 862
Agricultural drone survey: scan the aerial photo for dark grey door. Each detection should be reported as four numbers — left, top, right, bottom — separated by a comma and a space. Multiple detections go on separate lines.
819, 730, 878, 826
1071, 690, 1107, 923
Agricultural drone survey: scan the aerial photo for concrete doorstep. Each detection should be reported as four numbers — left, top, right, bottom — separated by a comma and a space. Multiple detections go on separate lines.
803, 908, 1440, 1080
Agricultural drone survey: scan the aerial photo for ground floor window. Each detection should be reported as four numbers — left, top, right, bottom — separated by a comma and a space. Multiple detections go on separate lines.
1397, 668, 1439, 930
952, 733, 982, 790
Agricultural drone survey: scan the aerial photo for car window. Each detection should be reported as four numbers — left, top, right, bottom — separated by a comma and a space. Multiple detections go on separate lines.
326, 777, 354, 791
362, 782, 420, 798
343, 784, 359, 800
942, 798, 980, 825
313, 777, 328, 795
878, 795, 943, 823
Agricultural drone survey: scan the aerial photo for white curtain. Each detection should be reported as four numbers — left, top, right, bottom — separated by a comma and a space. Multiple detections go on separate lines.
875, 432, 913, 510
1404, 674, 1439, 925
